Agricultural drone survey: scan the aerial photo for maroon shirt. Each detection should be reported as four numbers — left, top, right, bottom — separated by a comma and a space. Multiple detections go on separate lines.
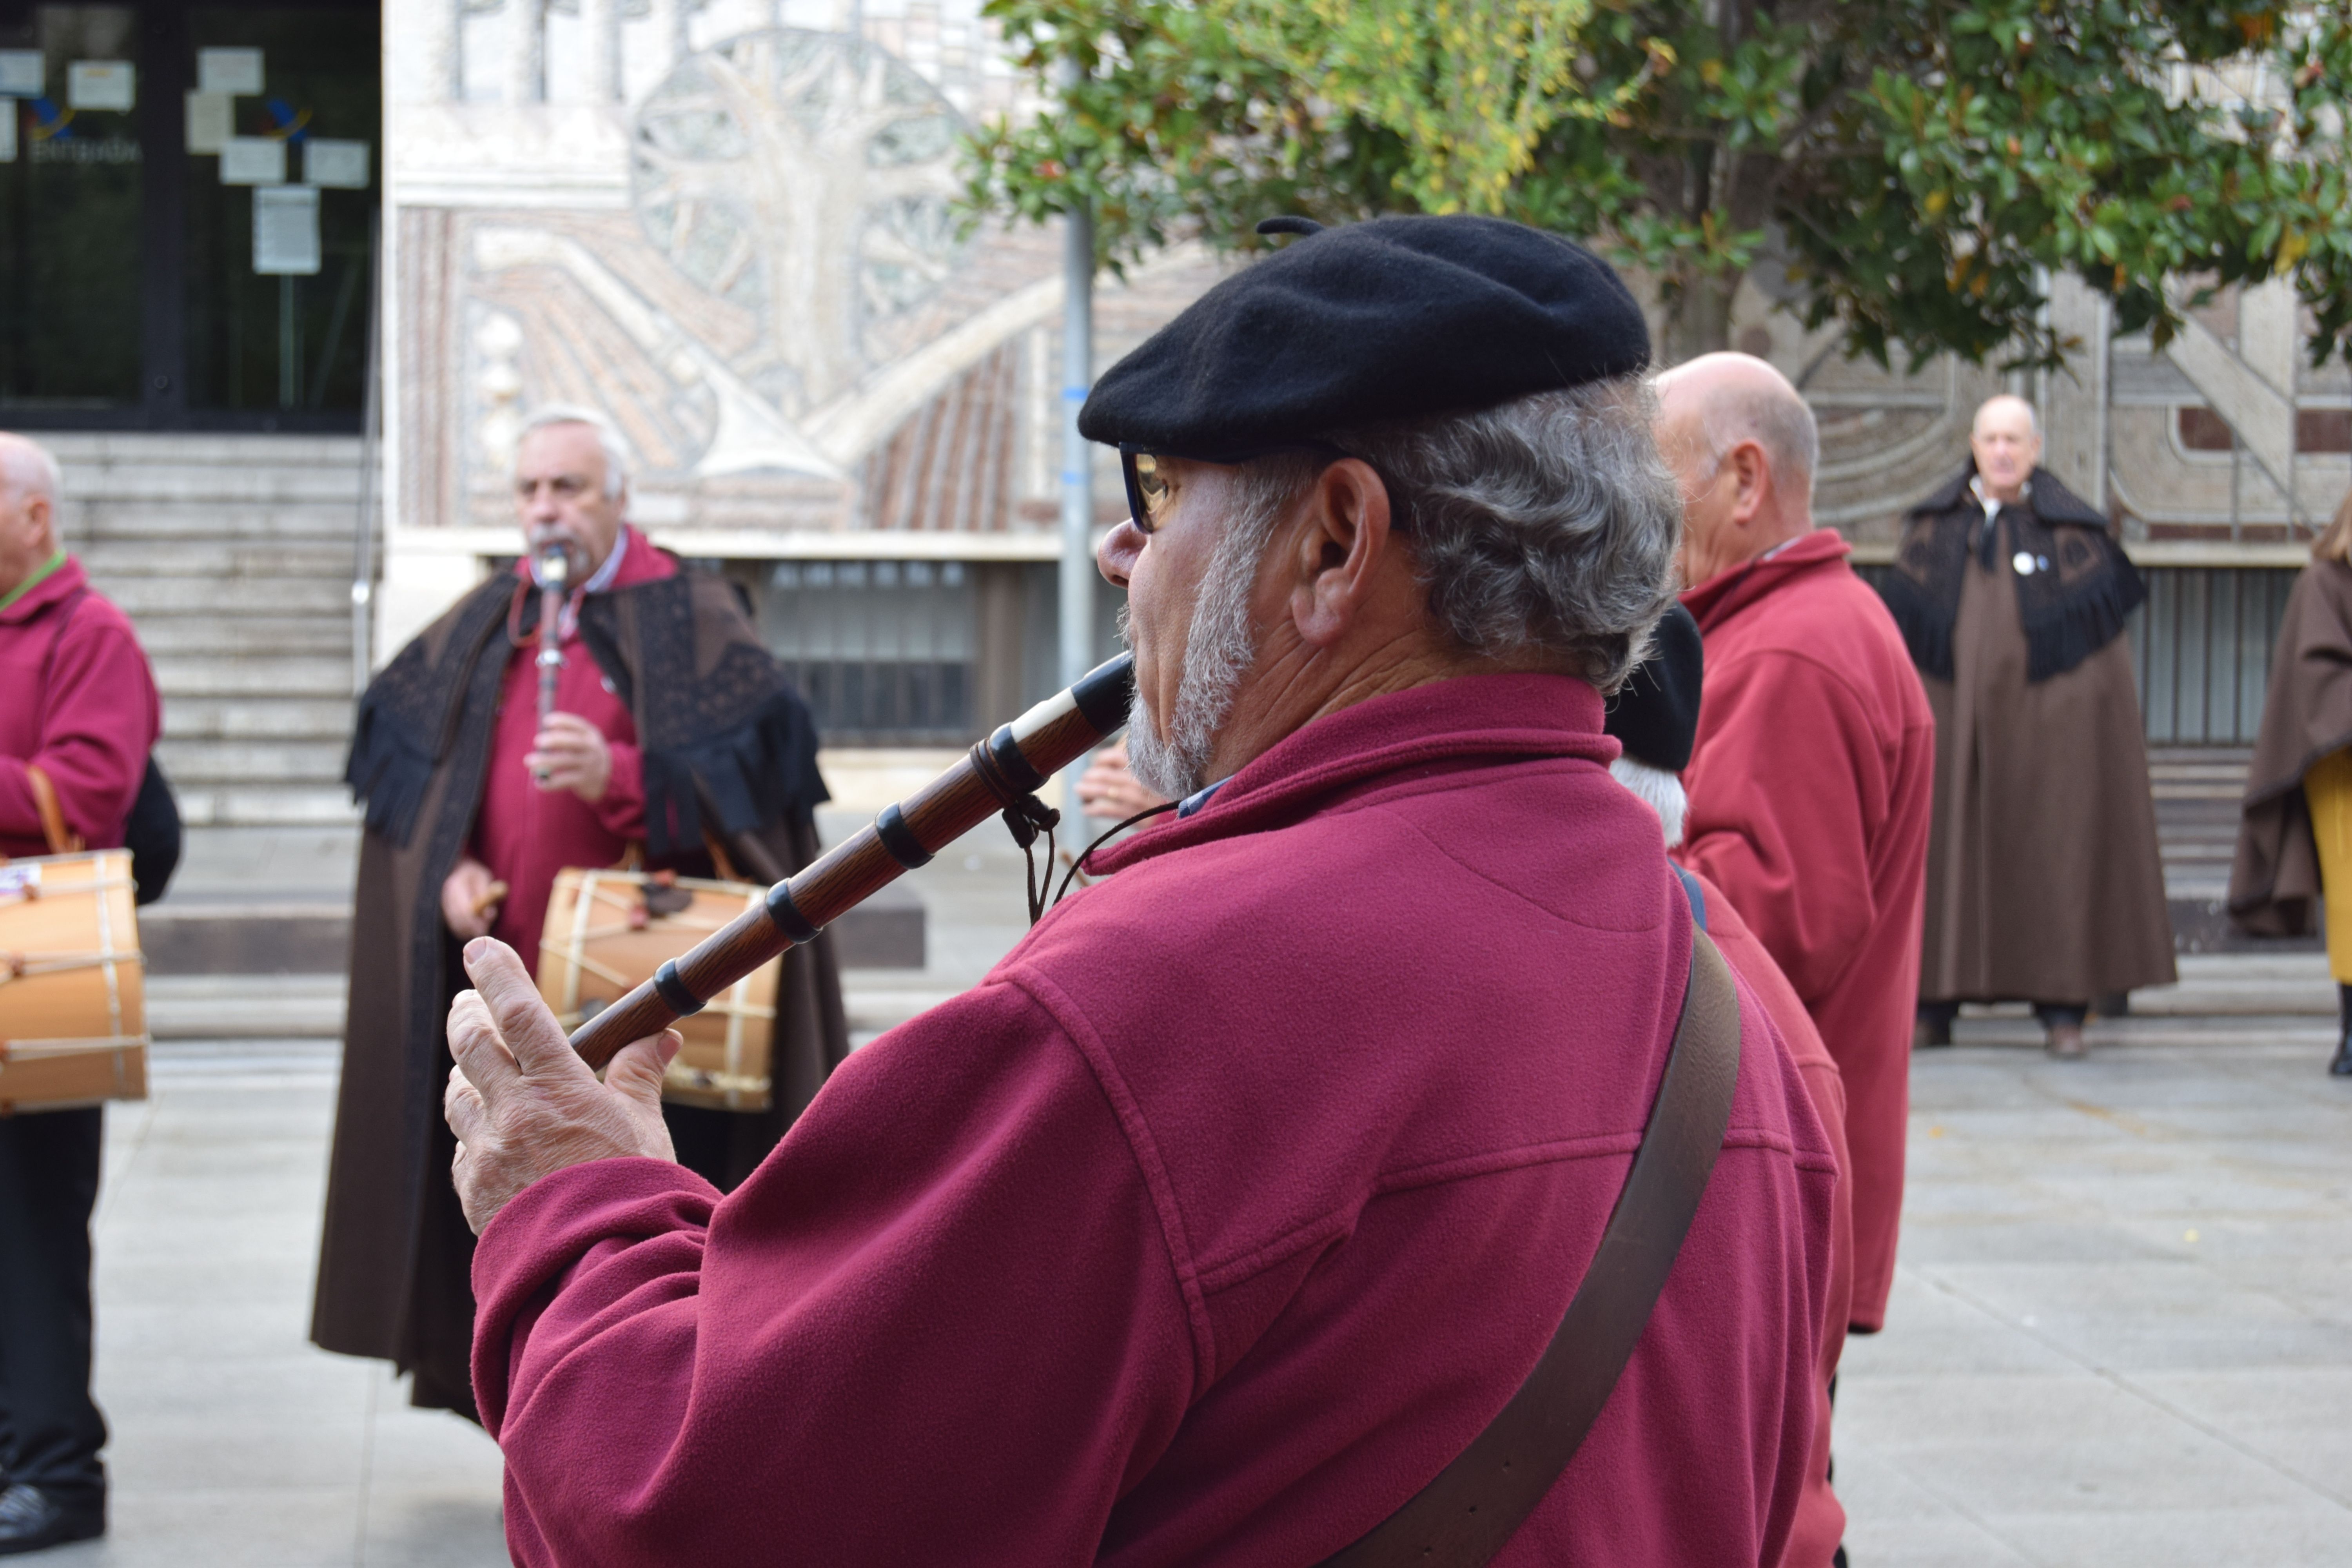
1678, 528, 1935, 1332
470, 528, 673, 954
471, 674, 1835, 1566
0, 555, 160, 856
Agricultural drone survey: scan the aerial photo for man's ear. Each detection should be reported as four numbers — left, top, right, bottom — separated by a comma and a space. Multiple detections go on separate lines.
1289, 457, 1393, 648
1727, 439, 1771, 525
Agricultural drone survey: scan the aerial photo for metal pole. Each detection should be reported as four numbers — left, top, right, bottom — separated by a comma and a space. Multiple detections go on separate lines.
1057, 198, 1095, 818
350, 208, 383, 695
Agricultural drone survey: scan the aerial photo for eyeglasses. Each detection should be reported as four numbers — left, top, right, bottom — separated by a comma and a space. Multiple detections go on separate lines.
1120, 450, 1174, 535
1119, 442, 1364, 537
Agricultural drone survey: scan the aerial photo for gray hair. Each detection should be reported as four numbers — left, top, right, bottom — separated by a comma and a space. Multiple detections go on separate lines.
0, 435, 62, 506
1256, 377, 1684, 691
1610, 755, 1688, 847
515, 404, 631, 499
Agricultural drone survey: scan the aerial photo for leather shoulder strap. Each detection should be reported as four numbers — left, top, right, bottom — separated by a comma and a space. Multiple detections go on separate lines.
1321, 930, 1743, 1568
23, 762, 85, 856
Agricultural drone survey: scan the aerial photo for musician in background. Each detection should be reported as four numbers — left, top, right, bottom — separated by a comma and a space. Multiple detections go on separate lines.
0, 432, 160, 1555
313, 406, 846, 1424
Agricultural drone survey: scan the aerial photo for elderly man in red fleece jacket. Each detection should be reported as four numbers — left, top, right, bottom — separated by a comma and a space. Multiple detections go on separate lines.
441, 219, 1835, 1567
1655, 353, 1936, 1341
0, 431, 161, 1555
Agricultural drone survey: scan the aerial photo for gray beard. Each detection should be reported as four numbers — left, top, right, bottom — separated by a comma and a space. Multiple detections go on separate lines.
1125, 525, 1263, 802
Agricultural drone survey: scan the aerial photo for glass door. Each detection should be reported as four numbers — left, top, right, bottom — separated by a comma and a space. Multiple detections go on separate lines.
0, 0, 377, 430
0, 5, 144, 412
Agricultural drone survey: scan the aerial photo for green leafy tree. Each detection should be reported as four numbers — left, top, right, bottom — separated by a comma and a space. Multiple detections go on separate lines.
963, 1, 2352, 368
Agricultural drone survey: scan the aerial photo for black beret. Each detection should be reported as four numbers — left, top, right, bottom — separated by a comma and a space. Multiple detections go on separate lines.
1078, 216, 1650, 463
1604, 603, 1703, 773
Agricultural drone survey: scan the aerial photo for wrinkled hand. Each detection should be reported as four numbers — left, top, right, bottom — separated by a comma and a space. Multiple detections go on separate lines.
1075, 742, 1169, 822
441, 856, 500, 940
528, 712, 613, 802
443, 938, 679, 1234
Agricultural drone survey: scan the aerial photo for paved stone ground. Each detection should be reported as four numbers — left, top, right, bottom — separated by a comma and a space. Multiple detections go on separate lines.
1840, 1017, 2352, 1566
40, 814, 2352, 1564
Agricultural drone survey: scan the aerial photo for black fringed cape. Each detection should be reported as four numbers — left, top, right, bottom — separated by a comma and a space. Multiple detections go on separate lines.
1879, 464, 2143, 685
313, 559, 848, 1419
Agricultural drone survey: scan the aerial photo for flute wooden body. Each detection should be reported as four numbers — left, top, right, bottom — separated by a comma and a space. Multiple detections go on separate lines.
567, 652, 1136, 1070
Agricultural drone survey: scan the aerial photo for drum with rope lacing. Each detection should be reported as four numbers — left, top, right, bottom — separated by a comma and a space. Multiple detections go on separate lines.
0, 849, 148, 1113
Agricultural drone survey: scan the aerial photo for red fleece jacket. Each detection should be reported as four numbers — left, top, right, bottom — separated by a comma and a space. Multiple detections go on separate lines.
472, 673, 1836, 1567
1679, 528, 1935, 1331
0, 556, 160, 856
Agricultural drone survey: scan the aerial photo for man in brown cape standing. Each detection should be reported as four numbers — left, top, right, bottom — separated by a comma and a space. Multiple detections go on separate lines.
1881, 394, 2174, 1057
313, 407, 847, 1420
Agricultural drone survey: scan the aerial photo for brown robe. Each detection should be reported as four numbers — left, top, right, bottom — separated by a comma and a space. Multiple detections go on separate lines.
312, 561, 849, 1419
2229, 559, 2352, 934
1889, 467, 2176, 1004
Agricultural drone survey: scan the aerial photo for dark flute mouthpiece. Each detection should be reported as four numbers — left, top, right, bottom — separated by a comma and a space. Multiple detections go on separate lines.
567, 651, 1136, 1070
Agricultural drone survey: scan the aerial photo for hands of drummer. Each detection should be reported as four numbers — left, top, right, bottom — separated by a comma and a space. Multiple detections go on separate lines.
441, 856, 500, 940
443, 938, 680, 1234
528, 712, 612, 802
1076, 742, 1170, 821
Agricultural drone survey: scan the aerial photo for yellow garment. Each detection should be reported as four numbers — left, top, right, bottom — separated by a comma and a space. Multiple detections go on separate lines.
2305, 747, 2352, 981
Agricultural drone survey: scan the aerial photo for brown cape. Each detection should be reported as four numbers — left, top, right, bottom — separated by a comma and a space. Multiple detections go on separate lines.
2229, 559, 2352, 935
1894, 466, 2177, 1004
312, 561, 848, 1418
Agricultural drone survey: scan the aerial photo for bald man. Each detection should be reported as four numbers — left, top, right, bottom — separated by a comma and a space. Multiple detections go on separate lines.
1654, 354, 1935, 1350
0, 432, 161, 1553
1885, 396, 2173, 1058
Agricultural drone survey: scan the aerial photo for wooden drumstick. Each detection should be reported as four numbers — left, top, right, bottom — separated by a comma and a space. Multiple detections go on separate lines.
567, 652, 1136, 1070
471, 881, 510, 918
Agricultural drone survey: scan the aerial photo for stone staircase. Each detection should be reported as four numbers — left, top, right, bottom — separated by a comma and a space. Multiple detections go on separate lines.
53, 432, 367, 829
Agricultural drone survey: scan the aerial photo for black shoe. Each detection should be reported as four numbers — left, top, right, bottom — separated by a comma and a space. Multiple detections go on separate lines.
2332, 1034, 2352, 1077
0, 1485, 104, 1555
1833, 1548, 1849, 1568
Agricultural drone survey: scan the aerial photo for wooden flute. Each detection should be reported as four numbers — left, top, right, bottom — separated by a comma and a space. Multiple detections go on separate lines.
567, 651, 1137, 1069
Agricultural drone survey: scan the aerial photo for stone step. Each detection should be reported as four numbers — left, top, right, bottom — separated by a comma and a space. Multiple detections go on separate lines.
98, 574, 356, 617
145, 973, 346, 1040
173, 785, 360, 828
133, 617, 352, 658
72, 504, 366, 542
75, 540, 352, 579
156, 739, 349, 786
165, 697, 355, 742
151, 655, 356, 698
42, 432, 362, 467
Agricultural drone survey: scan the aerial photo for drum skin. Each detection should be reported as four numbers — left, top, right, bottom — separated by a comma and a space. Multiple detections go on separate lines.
0, 850, 148, 1112
537, 868, 780, 1112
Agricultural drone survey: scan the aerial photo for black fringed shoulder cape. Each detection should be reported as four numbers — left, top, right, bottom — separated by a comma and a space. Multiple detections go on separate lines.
1880, 464, 2143, 685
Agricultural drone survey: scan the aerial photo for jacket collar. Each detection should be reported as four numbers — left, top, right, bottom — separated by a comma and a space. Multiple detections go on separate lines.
1678, 526, 1850, 632
1911, 461, 2105, 528
1087, 672, 1611, 875
507, 524, 671, 591
0, 552, 87, 627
